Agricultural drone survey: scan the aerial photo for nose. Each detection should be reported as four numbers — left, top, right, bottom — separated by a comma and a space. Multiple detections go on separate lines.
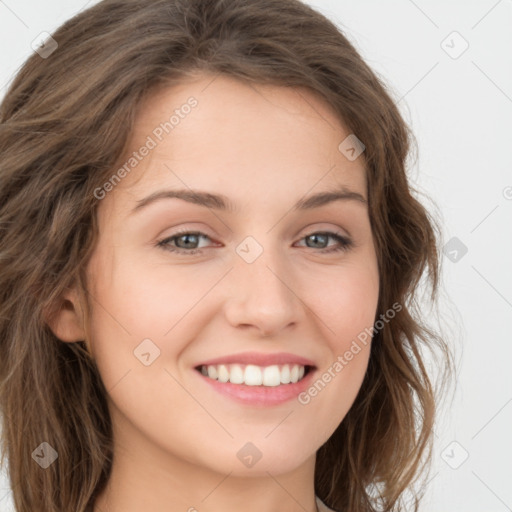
222, 244, 302, 338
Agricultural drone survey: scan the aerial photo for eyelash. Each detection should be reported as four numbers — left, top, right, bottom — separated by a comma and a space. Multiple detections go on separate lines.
156, 229, 353, 255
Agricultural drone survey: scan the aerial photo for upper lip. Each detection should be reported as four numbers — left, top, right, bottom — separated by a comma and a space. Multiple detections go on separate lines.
195, 351, 316, 368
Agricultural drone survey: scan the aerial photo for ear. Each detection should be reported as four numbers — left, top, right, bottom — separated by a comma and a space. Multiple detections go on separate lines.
44, 286, 86, 342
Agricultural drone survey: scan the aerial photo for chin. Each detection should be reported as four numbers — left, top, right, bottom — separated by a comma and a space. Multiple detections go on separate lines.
198, 441, 315, 477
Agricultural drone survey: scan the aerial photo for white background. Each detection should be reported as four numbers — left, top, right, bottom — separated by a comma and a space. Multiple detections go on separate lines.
1, 1, 511, 511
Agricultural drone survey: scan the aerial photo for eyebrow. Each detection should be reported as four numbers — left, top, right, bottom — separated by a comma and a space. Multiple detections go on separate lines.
130, 186, 367, 215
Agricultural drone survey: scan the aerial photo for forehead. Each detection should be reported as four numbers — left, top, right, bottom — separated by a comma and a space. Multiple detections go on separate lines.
105, 74, 367, 213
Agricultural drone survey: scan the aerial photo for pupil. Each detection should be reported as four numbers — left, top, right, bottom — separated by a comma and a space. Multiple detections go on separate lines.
309, 234, 326, 248
180, 234, 197, 248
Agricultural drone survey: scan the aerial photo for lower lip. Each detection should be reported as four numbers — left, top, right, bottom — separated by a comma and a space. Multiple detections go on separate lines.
196, 368, 316, 406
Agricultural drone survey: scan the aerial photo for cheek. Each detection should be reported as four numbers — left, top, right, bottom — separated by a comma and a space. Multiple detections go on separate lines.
85, 253, 221, 394
87, 253, 203, 339
309, 261, 379, 344
297, 260, 378, 418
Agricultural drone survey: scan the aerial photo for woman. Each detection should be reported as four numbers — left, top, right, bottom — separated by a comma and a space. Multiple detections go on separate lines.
0, 0, 452, 510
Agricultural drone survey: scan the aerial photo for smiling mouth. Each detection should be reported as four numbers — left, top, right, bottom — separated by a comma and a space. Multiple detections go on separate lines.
195, 363, 314, 387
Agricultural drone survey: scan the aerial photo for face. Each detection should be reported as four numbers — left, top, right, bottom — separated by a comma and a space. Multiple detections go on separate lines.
83, 74, 379, 478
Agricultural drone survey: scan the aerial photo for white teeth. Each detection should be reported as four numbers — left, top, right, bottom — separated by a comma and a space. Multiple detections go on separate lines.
290, 365, 299, 383
280, 364, 291, 384
217, 364, 229, 383
262, 365, 281, 387
229, 364, 244, 384
207, 366, 217, 379
244, 365, 263, 386
199, 363, 308, 386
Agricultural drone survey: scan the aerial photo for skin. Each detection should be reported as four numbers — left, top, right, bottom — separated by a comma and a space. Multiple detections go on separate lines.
49, 74, 379, 512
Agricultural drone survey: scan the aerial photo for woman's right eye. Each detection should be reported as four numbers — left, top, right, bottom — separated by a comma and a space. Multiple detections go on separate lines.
156, 231, 213, 255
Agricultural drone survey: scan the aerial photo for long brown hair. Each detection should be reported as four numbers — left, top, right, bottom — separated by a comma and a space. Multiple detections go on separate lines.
0, 0, 452, 510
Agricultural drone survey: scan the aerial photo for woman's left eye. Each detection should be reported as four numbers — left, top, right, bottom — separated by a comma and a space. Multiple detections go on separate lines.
156, 230, 353, 255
